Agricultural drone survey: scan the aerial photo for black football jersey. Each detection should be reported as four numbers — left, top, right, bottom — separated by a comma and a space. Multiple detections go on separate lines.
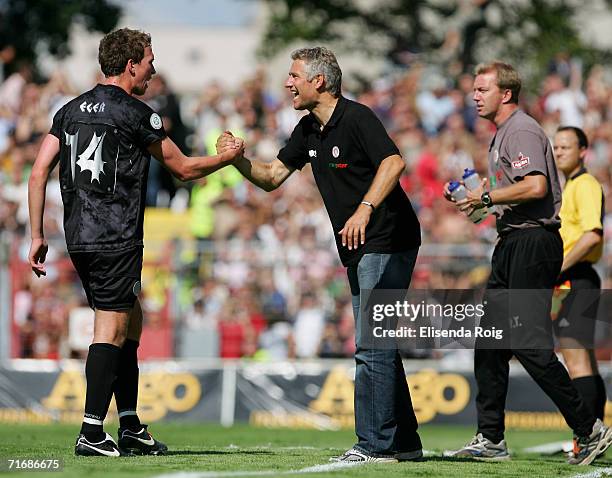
50, 84, 166, 252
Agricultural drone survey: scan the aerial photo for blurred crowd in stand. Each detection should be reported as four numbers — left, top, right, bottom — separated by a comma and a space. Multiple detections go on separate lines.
1, 53, 610, 360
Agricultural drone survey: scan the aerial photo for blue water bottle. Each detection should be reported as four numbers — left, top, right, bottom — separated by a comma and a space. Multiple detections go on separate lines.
449, 181, 487, 224
462, 168, 491, 219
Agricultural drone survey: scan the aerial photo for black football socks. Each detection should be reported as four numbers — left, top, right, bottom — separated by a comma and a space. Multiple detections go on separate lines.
114, 339, 142, 430
81, 343, 121, 442
573, 375, 607, 420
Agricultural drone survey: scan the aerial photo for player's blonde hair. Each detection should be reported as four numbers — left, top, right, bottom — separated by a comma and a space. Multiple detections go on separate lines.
475, 61, 521, 104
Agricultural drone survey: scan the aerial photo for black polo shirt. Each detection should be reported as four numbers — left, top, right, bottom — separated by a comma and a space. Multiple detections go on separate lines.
278, 96, 421, 267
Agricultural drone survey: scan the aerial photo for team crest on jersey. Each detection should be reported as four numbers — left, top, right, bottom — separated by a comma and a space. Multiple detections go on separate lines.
511, 152, 530, 169
493, 149, 499, 164
332, 146, 340, 158
150, 113, 162, 130
132, 281, 141, 296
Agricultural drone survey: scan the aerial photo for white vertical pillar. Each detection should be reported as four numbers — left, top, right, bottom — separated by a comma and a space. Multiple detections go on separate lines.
220, 361, 237, 427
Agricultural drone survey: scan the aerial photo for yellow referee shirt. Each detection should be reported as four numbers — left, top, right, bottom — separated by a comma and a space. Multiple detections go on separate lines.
559, 168, 604, 263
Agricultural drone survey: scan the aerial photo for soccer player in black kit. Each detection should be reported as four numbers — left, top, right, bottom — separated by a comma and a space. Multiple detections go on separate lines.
28, 28, 243, 457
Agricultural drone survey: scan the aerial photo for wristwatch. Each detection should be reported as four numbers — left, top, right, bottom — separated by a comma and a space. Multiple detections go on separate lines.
481, 191, 493, 207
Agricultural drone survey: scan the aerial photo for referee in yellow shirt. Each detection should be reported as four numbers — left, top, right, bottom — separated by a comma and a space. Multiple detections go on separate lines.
553, 126, 606, 419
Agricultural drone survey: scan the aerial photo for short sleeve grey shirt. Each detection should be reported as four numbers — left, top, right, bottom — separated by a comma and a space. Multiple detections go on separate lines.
487, 109, 561, 234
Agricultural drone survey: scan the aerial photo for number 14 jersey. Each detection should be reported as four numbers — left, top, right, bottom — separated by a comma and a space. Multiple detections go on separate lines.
50, 84, 167, 252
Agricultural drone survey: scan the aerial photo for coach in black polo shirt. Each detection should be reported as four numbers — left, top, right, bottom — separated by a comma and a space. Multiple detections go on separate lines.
217, 47, 422, 463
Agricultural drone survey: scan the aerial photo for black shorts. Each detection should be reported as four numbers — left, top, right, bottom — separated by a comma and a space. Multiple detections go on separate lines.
69, 247, 143, 311
552, 262, 601, 348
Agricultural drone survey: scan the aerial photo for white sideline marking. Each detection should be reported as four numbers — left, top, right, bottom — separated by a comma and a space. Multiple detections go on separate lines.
522, 440, 573, 454
153, 473, 283, 477
152, 462, 362, 478
153, 447, 434, 478
297, 462, 362, 473
570, 467, 612, 478
224, 445, 432, 454
225, 445, 322, 451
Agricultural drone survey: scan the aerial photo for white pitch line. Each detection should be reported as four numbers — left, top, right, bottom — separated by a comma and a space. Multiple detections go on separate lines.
570, 467, 612, 478
153, 472, 283, 478
223, 445, 433, 455
225, 445, 324, 451
295, 462, 363, 473
522, 441, 573, 455
152, 462, 362, 478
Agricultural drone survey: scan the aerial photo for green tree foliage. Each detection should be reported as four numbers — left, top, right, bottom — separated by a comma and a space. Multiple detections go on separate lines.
258, 0, 611, 76
0, 0, 121, 72
481, 0, 611, 77
258, 0, 443, 63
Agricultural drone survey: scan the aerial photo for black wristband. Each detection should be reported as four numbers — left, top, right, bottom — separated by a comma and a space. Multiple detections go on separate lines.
481, 191, 493, 207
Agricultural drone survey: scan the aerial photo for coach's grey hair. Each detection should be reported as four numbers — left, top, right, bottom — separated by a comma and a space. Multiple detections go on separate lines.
291, 47, 342, 97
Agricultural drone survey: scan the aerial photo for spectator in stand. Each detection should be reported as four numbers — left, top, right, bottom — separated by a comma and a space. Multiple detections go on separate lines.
293, 292, 325, 358
544, 69, 587, 128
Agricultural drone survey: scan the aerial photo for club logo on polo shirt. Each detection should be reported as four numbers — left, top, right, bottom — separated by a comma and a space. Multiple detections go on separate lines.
308, 149, 317, 158
332, 146, 340, 158
511, 152, 530, 170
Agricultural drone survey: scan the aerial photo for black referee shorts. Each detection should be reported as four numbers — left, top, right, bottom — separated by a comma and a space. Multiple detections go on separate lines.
69, 246, 143, 311
553, 262, 601, 348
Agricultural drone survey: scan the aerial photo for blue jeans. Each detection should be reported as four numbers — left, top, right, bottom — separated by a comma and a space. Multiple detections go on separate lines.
346, 249, 421, 455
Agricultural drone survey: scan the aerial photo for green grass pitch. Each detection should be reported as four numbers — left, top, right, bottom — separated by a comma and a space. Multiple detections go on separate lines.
1, 423, 610, 477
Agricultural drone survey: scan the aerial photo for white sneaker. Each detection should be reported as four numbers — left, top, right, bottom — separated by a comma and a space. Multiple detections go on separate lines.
445, 433, 510, 461
329, 447, 398, 463
568, 419, 612, 466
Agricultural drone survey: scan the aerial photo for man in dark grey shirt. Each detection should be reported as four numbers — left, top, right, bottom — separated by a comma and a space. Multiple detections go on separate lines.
488, 109, 562, 233
443, 61, 612, 466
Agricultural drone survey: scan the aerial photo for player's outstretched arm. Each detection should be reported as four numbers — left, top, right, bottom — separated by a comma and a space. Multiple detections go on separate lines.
28, 134, 60, 277
148, 135, 244, 181
216, 131, 294, 192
